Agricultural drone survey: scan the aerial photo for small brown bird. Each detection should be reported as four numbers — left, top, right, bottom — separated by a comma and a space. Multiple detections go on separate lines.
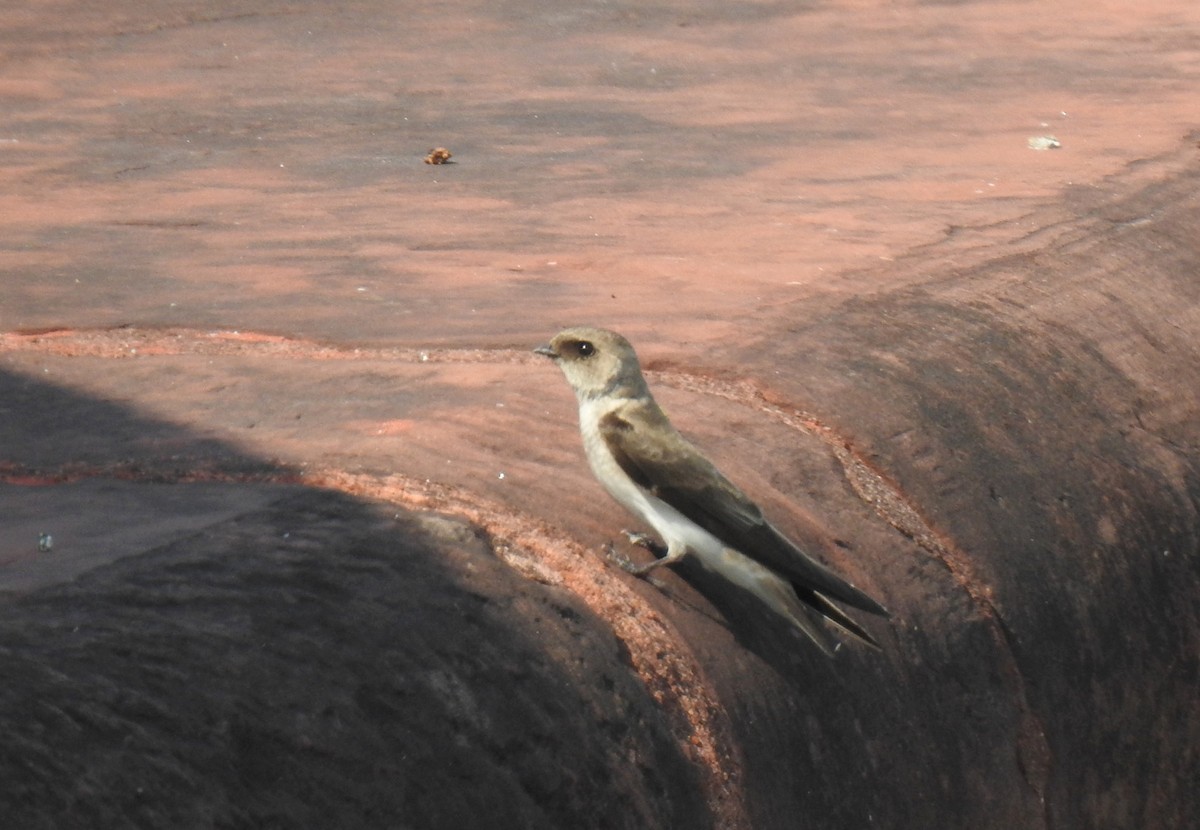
536, 326, 888, 653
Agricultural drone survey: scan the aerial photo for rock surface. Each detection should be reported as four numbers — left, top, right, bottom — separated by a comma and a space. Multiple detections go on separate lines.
2, 1, 1198, 828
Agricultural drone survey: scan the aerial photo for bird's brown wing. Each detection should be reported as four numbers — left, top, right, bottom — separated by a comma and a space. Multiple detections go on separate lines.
600, 403, 888, 617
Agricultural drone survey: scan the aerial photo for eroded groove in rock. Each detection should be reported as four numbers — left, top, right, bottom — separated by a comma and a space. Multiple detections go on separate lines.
0, 328, 537, 365
652, 370, 1054, 804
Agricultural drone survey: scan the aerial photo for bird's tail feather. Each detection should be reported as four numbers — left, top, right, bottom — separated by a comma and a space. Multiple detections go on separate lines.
765, 522, 890, 617
782, 604, 837, 656
794, 585, 882, 650
772, 580, 882, 654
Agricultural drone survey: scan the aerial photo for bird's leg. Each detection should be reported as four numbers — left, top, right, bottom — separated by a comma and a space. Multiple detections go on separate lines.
626, 550, 688, 576
619, 531, 688, 576
621, 530, 667, 558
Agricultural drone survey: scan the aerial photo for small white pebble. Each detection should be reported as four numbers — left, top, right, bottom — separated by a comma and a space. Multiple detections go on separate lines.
1027, 135, 1061, 151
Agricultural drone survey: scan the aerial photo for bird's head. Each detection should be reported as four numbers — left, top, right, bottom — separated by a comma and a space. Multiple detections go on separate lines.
534, 326, 648, 401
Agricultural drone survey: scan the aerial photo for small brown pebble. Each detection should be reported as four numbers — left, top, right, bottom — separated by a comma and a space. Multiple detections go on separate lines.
424, 147, 452, 164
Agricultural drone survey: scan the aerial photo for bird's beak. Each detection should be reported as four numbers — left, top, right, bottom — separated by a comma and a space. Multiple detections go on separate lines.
533, 344, 558, 359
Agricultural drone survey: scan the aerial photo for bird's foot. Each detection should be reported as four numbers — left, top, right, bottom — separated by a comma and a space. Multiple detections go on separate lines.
603, 535, 669, 587
602, 540, 640, 573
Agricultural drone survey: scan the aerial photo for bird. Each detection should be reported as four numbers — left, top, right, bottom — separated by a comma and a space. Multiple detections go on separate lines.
534, 326, 889, 654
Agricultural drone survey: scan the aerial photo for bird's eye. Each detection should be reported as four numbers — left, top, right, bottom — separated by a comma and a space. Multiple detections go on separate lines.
575, 341, 595, 358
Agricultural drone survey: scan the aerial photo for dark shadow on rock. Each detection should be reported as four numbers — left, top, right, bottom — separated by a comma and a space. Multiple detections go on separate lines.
0, 367, 710, 830
631, 544, 1037, 830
